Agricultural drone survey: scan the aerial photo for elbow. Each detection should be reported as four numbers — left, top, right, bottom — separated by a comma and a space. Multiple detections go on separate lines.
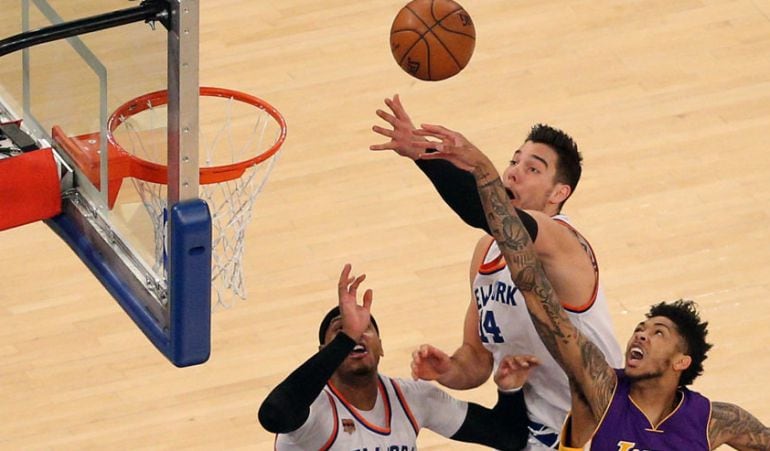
257, 402, 310, 434
257, 404, 279, 433
258, 403, 296, 434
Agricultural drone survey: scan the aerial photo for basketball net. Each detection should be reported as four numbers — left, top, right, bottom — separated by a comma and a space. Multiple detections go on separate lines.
111, 88, 285, 309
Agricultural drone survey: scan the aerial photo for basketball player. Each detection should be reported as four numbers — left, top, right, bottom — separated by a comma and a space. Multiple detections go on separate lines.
258, 263, 540, 451
370, 95, 622, 449
417, 127, 770, 449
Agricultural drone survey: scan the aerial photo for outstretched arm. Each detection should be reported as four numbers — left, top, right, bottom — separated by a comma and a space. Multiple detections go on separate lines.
370, 94, 538, 238
258, 333, 357, 433
416, 124, 616, 421
258, 264, 373, 433
709, 401, 770, 450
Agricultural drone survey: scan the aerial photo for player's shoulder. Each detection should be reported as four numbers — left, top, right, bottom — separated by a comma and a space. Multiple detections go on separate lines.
470, 234, 495, 273
387, 377, 442, 398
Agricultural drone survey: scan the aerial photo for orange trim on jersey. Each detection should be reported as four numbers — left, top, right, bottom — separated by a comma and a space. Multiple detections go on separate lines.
319, 391, 339, 451
327, 377, 392, 434
552, 218, 600, 313
478, 239, 507, 275
389, 378, 420, 435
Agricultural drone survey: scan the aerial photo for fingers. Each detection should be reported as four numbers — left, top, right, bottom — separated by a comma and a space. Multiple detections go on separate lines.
419, 123, 455, 137
370, 123, 394, 140
349, 273, 366, 292
338, 263, 353, 290
517, 355, 540, 368
410, 349, 421, 380
498, 354, 540, 372
388, 94, 410, 119
338, 264, 369, 302
362, 288, 373, 311
375, 109, 397, 126
411, 344, 438, 380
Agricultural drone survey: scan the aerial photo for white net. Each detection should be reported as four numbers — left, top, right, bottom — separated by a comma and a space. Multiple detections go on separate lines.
111, 89, 284, 308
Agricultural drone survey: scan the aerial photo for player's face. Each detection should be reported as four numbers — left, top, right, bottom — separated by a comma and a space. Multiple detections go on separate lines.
324, 318, 384, 376
501, 141, 569, 215
624, 316, 689, 381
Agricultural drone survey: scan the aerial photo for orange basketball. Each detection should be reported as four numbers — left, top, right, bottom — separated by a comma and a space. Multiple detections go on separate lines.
390, 0, 476, 81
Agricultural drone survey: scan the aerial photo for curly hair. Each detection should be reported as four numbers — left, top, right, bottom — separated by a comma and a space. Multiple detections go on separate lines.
647, 299, 713, 386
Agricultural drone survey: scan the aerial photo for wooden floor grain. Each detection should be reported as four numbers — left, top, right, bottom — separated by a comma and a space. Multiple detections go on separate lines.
2, 1, 770, 449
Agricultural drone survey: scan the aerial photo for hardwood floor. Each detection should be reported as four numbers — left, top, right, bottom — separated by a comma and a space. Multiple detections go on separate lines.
2, 0, 770, 449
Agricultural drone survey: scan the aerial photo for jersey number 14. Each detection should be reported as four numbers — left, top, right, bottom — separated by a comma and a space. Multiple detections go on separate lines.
479, 310, 504, 343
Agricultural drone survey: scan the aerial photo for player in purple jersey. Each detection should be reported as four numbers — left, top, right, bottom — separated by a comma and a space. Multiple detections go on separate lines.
414, 124, 770, 450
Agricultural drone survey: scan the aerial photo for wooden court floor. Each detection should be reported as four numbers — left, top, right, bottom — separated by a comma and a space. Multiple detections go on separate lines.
2, 1, 770, 449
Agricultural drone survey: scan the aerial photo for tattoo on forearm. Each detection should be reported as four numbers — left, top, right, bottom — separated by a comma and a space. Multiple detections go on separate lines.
475, 176, 573, 342
474, 168, 615, 418
710, 402, 770, 449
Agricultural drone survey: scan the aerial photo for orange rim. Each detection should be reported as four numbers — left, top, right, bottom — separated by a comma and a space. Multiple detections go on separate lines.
107, 86, 287, 185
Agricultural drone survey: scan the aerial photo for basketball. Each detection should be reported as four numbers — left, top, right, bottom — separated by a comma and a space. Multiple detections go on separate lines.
390, 0, 476, 81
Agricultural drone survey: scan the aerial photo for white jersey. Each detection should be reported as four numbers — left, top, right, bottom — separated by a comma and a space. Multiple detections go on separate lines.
275, 375, 468, 450
473, 215, 622, 450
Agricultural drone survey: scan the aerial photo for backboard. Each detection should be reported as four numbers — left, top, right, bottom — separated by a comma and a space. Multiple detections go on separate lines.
0, 0, 210, 366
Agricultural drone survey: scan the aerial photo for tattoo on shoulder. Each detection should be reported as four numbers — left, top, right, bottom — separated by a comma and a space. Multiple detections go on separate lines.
710, 401, 770, 449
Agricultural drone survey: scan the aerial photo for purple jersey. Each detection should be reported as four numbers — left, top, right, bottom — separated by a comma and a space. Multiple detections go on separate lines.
589, 369, 711, 450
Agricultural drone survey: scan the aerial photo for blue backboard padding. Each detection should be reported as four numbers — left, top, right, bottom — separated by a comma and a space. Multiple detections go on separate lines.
45, 198, 212, 367
168, 199, 212, 366
45, 212, 170, 354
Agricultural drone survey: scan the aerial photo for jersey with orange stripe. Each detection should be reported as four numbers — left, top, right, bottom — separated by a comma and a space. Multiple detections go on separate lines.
473, 214, 622, 449
274, 376, 467, 450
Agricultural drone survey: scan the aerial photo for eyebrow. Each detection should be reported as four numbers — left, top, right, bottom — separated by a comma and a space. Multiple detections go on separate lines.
512, 150, 549, 168
636, 321, 673, 331
531, 154, 549, 168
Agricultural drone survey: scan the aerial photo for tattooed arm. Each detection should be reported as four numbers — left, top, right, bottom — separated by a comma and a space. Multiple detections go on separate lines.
709, 401, 770, 450
416, 124, 616, 424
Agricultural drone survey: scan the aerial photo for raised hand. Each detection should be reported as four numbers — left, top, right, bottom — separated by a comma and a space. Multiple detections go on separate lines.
494, 355, 540, 391
338, 263, 374, 341
370, 94, 426, 160
413, 123, 494, 174
411, 344, 453, 381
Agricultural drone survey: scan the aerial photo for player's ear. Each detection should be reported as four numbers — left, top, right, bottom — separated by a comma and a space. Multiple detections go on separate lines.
549, 183, 571, 205
673, 354, 692, 372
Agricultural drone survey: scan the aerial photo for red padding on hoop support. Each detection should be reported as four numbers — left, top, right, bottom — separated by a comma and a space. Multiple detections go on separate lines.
0, 148, 61, 231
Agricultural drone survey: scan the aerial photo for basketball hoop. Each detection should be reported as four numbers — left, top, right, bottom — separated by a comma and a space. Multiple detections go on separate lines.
55, 87, 287, 308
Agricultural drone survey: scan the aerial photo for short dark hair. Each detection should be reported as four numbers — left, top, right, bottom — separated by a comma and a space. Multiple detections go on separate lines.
526, 124, 582, 208
318, 306, 380, 345
647, 299, 712, 386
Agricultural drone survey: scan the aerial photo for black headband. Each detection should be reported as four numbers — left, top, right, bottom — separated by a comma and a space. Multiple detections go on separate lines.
318, 306, 379, 345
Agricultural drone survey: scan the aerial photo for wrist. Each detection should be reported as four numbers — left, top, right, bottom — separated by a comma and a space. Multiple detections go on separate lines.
498, 385, 523, 394
470, 158, 498, 183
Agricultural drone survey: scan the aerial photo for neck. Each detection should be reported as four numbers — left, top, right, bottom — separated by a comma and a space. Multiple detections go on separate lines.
330, 372, 380, 410
628, 377, 681, 426
544, 204, 561, 217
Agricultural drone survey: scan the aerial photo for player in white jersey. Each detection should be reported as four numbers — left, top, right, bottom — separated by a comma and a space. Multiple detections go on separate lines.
473, 219, 619, 446
370, 95, 622, 449
259, 263, 540, 451
421, 129, 770, 450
